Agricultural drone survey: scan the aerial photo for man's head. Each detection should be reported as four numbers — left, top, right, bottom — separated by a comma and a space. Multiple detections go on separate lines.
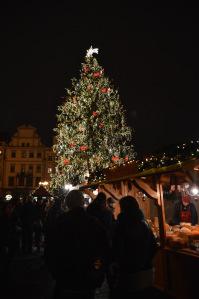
66, 190, 84, 210
182, 195, 190, 206
95, 192, 106, 206
120, 195, 139, 213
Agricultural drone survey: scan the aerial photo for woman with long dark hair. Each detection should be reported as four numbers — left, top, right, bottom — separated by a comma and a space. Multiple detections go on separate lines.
110, 196, 158, 298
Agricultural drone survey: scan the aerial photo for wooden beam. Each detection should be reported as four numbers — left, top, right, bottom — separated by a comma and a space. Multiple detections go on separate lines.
83, 189, 95, 200
157, 180, 166, 246
133, 178, 158, 202
100, 184, 119, 201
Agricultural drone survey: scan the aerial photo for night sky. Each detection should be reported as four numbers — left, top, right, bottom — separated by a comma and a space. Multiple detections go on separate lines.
0, 3, 198, 155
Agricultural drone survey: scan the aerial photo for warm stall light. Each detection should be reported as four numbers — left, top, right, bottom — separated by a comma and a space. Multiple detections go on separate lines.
39, 181, 49, 186
5, 194, 12, 201
190, 186, 199, 196
93, 189, 98, 196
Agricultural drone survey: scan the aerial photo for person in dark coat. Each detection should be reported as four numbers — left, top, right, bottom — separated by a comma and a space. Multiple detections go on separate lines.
87, 192, 114, 240
44, 190, 109, 299
20, 196, 37, 254
44, 197, 63, 245
110, 196, 158, 299
172, 194, 198, 225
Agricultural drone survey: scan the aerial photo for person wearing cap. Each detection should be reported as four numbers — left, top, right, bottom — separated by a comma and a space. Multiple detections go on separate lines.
172, 194, 198, 225
44, 189, 109, 299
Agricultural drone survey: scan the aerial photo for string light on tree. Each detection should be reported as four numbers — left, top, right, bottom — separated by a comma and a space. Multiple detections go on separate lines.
51, 46, 136, 188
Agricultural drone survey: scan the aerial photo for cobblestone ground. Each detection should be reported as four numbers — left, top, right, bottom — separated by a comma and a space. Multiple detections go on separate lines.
1, 248, 172, 299
1, 248, 110, 299
95, 280, 109, 299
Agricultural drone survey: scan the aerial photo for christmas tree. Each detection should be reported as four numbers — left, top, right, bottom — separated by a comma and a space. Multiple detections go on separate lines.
51, 46, 136, 188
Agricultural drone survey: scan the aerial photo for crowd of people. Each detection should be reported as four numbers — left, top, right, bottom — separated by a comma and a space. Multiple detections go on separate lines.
0, 191, 159, 299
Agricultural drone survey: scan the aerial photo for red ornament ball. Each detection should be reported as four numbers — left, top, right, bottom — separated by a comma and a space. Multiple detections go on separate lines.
83, 65, 90, 72
99, 122, 104, 128
101, 87, 108, 93
80, 145, 88, 151
92, 111, 99, 117
112, 156, 119, 162
64, 159, 70, 165
69, 143, 75, 148
93, 71, 101, 78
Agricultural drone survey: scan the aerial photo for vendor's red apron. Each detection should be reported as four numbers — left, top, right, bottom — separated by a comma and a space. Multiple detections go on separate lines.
180, 206, 191, 223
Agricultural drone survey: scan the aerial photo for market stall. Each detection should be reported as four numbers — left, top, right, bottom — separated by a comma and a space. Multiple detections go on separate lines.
82, 158, 199, 299
32, 185, 52, 201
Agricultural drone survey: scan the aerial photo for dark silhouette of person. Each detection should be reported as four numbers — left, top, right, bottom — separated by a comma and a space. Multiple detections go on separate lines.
110, 195, 158, 299
20, 196, 37, 254
44, 198, 63, 246
44, 190, 109, 299
0, 198, 22, 292
33, 199, 44, 253
172, 194, 198, 225
107, 197, 116, 217
87, 192, 114, 241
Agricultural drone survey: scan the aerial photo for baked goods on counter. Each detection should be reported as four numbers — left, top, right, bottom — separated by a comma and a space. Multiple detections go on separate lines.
165, 223, 199, 250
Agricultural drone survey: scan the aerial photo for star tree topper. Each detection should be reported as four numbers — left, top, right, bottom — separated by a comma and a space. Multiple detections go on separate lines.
86, 46, 99, 57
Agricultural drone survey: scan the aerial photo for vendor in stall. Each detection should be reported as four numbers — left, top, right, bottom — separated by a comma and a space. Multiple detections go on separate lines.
172, 194, 198, 226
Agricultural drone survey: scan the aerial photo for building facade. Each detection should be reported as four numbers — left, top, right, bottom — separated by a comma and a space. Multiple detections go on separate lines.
0, 125, 55, 198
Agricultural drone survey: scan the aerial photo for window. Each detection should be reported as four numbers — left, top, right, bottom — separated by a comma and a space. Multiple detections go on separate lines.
21, 164, 26, 173
8, 176, 14, 186
37, 152, 42, 158
48, 156, 53, 161
28, 165, 33, 173
26, 175, 33, 187
18, 176, 25, 186
10, 164, 15, 173
29, 152, 34, 158
36, 165, 41, 173
21, 151, 27, 158
11, 151, 16, 158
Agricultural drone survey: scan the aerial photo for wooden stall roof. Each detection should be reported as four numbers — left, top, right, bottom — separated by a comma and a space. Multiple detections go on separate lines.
32, 185, 52, 197
81, 158, 199, 189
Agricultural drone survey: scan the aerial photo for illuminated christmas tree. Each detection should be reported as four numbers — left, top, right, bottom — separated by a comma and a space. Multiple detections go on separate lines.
51, 46, 136, 188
